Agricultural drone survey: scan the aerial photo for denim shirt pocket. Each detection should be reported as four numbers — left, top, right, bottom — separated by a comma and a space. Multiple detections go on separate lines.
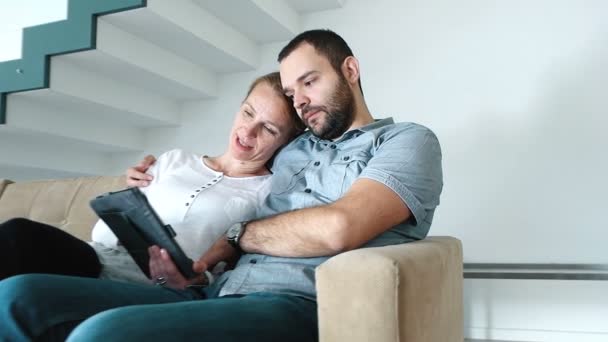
329, 151, 372, 198
270, 160, 311, 195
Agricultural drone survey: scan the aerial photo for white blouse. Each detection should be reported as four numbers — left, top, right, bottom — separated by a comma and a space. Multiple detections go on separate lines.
91, 149, 271, 282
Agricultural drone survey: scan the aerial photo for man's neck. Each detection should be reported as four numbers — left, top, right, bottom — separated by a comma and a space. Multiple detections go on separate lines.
345, 100, 374, 133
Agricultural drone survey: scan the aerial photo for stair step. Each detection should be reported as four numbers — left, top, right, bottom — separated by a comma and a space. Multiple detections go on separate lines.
284, 0, 345, 13
195, 0, 299, 43
57, 18, 218, 100
5, 90, 145, 152
103, 0, 259, 73
48, 57, 181, 127
0, 127, 139, 178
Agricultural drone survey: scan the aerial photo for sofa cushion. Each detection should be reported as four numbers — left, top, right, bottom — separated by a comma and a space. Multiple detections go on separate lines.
0, 176, 125, 240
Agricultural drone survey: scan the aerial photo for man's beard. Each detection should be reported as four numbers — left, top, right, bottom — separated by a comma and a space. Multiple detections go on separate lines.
302, 76, 355, 140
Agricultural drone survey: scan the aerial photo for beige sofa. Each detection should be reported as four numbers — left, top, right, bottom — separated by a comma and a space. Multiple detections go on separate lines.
0, 176, 463, 342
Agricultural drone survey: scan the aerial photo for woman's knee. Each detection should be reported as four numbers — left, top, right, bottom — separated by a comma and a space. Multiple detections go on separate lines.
0, 217, 34, 235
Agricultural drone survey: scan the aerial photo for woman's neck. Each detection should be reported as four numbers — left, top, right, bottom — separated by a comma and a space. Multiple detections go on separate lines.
204, 154, 270, 177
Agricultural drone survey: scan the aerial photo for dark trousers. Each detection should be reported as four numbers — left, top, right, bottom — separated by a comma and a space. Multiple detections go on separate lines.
0, 218, 101, 280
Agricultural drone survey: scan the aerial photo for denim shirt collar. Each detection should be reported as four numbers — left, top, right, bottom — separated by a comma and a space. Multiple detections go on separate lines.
306, 117, 395, 144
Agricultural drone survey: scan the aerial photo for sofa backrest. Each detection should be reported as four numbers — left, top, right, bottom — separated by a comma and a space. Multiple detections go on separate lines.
0, 176, 125, 240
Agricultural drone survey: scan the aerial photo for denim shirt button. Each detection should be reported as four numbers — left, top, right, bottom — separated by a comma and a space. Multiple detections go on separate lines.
330, 144, 337, 149
314, 161, 320, 166
304, 188, 312, 193
250, 259, 257, 264
343, 156, 350, 161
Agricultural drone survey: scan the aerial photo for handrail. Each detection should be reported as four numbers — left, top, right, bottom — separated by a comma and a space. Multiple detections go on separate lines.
463, 263, 608, 280
0, 0, 147, 124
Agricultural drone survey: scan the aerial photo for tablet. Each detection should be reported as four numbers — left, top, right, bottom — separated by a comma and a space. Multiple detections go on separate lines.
90, 187, 197, 279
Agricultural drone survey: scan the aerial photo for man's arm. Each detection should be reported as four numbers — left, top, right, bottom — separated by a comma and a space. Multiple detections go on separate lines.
240, 178, 411, 258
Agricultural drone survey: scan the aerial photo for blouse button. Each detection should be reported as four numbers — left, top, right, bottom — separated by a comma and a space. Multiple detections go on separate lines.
185, 203, 190, 206
190, 195, 195, 198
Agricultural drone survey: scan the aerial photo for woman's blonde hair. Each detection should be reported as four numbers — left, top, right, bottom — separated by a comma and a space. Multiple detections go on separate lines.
245, 72, 305, 138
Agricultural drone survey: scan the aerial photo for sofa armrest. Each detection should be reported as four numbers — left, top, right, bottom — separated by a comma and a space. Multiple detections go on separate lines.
316, 236, 463, 342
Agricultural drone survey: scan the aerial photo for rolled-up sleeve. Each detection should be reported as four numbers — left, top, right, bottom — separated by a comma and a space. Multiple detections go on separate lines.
359, 125, 443, 225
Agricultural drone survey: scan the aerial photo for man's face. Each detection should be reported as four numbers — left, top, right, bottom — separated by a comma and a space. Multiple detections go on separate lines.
280, 43, 355, 140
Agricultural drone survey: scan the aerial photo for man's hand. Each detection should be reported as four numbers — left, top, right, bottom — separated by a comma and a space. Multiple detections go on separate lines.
126, 155, 156, 187
148, 246, 207, 289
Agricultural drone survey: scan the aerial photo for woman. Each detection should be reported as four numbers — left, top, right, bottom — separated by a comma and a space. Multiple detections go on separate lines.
0, 72, 304, 283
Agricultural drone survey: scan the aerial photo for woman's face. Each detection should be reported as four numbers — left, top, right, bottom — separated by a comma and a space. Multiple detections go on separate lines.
228, 82, 295, 164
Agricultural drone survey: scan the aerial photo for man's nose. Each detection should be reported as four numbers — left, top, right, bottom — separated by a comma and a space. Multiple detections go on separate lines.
293, 91, 309, 111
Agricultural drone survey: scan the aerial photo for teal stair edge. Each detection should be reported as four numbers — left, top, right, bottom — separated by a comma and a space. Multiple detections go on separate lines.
0, 0, 147, 124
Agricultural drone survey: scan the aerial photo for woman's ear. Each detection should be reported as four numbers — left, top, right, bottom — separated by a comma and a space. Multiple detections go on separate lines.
341, 56, 360, 85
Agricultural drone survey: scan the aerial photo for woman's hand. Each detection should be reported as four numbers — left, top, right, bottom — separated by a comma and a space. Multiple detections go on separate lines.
148, 246, 207, 289
193, 237, 241, 274
126, 155, 157, 187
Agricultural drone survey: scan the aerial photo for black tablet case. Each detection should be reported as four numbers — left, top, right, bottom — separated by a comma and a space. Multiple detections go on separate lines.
90, 187, 196, 279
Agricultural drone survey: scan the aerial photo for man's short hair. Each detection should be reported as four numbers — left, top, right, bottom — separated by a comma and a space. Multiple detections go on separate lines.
278, 29, 363, 93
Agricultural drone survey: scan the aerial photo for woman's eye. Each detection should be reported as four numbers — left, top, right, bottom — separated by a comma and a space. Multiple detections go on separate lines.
244, 111, 254, 118
264, 126, 277, 135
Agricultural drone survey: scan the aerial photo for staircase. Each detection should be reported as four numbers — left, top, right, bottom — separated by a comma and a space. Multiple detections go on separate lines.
0, 0, 344, 180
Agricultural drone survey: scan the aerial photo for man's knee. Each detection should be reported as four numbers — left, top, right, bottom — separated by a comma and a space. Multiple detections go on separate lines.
0, 274, 43, 305
67, 308, 142, 341
0, 275, 47, 340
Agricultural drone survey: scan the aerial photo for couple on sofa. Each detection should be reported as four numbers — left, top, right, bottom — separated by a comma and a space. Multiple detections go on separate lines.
0, 29, 443, 341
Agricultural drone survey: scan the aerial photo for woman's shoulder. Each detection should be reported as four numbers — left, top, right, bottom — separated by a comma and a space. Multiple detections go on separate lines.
157, 148, 203, 165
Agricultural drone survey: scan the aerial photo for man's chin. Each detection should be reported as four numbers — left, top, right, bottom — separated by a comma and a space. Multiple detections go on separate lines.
310, 126, 334, 140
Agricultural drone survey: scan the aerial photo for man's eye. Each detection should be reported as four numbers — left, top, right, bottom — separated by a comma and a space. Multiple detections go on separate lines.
304, 78, 315, 86
244, 111, 254, 117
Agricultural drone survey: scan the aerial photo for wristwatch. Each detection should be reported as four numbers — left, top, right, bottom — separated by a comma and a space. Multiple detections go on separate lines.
226, 221, 247, 251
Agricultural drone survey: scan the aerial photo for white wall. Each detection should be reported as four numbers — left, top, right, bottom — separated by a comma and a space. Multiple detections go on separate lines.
0, 0, 67, 61
143, 1, 608, 340
150, 0, 608, 263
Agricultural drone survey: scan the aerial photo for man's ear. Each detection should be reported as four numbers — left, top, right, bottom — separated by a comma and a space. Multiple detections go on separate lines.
341, 56, 360, 85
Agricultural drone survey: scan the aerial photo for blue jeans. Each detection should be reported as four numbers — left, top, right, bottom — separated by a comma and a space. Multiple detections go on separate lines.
0, 274, 318, 342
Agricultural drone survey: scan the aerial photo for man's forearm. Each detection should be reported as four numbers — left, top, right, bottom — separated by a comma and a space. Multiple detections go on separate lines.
238, 179, 412, 259
239, 205, 348, 258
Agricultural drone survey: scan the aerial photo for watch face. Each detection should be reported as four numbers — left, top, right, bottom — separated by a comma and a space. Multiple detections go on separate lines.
227, 223, 241, 239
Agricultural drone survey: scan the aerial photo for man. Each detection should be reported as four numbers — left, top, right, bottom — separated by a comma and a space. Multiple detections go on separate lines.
127, 29, 443, 338
0, 29, 442, 341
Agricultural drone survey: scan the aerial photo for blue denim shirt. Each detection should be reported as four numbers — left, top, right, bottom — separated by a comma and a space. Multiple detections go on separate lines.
209, 118, 443, 300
